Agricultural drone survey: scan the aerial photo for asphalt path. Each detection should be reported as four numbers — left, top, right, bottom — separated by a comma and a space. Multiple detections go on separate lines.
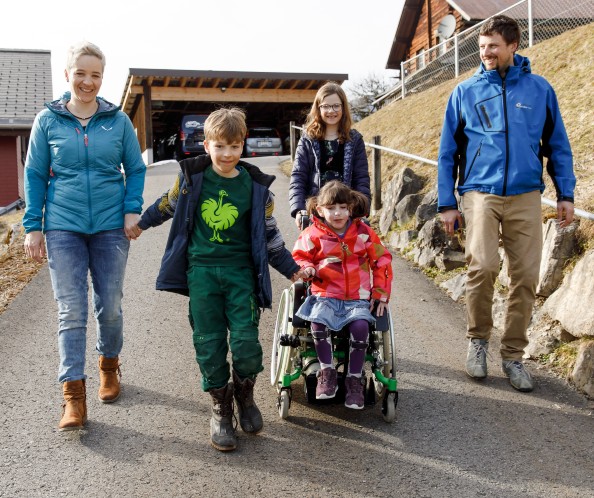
1, 156, 593, 497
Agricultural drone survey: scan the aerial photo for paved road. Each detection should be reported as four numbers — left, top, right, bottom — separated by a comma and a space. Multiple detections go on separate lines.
1, 157, 593, 497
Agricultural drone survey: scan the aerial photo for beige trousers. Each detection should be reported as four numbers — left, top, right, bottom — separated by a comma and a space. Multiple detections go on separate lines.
462, 190, 542, 360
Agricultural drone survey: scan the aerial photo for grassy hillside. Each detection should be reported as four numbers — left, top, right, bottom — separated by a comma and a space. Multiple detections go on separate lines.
354, 23, 594, 219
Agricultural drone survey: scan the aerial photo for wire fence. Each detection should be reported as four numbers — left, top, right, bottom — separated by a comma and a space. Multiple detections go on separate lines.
376, 0, 594, 106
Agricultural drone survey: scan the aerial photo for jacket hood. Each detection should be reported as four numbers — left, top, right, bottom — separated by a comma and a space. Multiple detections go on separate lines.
474, 53, 531, 83
45, 92, 120, 116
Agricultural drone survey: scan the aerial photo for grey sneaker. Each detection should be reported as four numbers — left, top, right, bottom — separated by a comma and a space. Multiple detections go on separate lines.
502, 360, 534, 392
466, 339, 488, 378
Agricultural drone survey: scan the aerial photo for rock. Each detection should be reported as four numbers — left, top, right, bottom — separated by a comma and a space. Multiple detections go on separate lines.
440, 273, 467, 302
543, 249, 594, 338
378, 167, 424, 235
497, 248, 509, 288
395, 193, 424, 226
388, 230, 418, 251
537, 219, 578, 297
435, 249, 466, 272
415, 189, 438, 230
525, 309, 566, 358
571, 341, 594, 398
411, 218, 447, 268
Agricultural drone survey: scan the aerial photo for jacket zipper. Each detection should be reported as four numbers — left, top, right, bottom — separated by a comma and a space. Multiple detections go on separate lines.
463, 141, 483, 184
341, 242, 350, 298
479, 105, 492, 128
502, 77, 510, 196
78, 127, 94, 232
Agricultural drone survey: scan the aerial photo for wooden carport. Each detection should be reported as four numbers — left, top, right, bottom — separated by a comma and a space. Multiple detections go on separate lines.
119, 69, 347, 164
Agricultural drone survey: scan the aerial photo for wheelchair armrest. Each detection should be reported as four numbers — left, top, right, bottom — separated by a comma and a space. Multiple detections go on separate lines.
291, 281, 309, 328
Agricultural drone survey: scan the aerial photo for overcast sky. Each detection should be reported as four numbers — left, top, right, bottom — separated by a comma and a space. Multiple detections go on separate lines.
2, 0, 405, 105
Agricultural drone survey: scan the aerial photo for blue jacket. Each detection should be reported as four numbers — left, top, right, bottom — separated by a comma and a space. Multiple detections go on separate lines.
289, 129, 370, 217
23, 93, 146, 233
138, 155, 300, 308
437, 54, 575, 212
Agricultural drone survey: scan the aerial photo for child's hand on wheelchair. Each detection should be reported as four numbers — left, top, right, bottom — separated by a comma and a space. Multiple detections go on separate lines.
370, 299, 389, 316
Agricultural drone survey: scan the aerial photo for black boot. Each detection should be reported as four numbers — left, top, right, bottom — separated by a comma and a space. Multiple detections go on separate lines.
208, 384, 237, 451
233, 370, 263, 434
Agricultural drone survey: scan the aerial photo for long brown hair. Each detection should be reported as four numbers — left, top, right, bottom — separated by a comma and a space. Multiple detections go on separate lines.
304, 82, 352, 142
306, 180, 369, 219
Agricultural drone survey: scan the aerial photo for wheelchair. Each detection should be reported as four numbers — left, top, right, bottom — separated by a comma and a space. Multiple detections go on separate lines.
270, 281, 398, 423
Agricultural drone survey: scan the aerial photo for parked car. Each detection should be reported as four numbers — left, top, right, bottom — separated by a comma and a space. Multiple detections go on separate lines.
178, 114, 209, 158
244, 127, 283, 157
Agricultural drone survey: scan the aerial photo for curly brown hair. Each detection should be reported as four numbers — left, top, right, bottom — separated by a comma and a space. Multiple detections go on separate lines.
306, 180, 369, 219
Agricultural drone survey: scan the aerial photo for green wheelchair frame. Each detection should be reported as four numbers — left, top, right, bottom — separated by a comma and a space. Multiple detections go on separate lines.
270, 281, 398, 422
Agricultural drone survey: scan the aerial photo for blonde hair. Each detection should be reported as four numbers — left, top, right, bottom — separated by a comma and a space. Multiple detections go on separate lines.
304, 82, 352, 142
306, 180, 369, 219
66, 41, 106, 72
204, 107, 247, 142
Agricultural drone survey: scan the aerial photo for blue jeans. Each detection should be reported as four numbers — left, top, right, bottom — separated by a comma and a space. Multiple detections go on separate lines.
45, 229, 130, 383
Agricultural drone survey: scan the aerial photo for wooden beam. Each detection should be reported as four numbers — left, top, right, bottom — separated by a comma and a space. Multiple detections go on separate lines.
133, 85, 318, 103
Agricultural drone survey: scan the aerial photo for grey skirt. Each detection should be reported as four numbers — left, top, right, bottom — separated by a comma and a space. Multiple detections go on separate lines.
295, 296, 375, 331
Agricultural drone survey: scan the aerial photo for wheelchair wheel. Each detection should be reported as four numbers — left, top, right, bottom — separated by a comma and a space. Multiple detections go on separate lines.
270, 287, 292, 387
373, 311, 398, 398
382, 391, 398, 423
278, 389, 291, 419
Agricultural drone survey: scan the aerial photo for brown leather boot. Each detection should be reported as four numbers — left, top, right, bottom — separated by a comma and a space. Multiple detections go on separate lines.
98, 355, 121, 403
59, 380, 87, 431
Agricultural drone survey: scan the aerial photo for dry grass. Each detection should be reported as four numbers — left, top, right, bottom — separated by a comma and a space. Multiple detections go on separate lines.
0, 211, 43, 314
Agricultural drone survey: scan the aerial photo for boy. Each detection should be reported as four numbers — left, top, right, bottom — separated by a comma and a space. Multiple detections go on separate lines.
137, 108, 305, 451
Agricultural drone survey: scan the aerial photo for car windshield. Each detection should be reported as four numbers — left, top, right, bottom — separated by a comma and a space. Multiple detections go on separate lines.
249, 128, 275, 138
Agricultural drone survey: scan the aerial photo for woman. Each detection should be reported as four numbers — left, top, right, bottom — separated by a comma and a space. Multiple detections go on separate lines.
23, 41, 146, 431
289, 82, 370, 229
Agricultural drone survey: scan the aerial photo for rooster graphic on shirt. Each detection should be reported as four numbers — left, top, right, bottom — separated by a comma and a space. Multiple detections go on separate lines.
201, 189, 238, 243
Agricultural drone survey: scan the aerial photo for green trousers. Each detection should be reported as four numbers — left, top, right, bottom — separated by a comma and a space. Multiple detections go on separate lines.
187, 266, 263, 391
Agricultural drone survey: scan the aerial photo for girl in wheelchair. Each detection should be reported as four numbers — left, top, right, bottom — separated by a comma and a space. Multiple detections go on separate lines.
292, 181, 393, 409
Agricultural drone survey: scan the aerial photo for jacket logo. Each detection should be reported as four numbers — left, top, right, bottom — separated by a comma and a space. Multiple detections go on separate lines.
101, 126, 113, 131
515, 102, 532, 110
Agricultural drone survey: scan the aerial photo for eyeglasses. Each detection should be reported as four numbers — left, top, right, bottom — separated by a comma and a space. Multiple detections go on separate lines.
319, 103, 343, 112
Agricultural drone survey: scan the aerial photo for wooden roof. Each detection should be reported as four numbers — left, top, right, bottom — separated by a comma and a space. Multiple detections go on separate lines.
385, 0, 425, 70
120, 69, 348, 116
0, 49, 52, 130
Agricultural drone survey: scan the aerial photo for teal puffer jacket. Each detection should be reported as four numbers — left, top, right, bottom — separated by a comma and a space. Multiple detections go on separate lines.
23, 93, 146, 234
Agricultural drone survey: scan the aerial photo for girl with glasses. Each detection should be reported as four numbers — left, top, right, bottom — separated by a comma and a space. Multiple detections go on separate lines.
289, 82, 371, 229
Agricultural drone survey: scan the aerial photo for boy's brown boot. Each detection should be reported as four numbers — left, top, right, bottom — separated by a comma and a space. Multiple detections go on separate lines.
232, 370, 263, 434
208, 384, 237, 451
59, 380, 87, 431
98, 355, 121, 403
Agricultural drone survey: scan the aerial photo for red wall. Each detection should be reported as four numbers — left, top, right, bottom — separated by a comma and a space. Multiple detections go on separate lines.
0, 136, 19, 206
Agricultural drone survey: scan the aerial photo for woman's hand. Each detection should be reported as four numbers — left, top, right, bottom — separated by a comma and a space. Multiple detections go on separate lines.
24, 231, 46, 263
124, 213, 143, 240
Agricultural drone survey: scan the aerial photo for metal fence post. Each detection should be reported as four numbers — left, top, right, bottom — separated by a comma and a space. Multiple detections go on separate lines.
454, 34, 459, 78
400, 62, 406, 100
528, 0, 533, 47
290, 121, 296, 162
372, 136, 382, 212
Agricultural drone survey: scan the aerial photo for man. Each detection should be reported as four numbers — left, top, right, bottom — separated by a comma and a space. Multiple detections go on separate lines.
437, 15, 575, 392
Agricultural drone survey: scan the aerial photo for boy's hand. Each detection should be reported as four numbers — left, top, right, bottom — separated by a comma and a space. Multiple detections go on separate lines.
371, 300, 389, 316
125, 213, 143, 240
291, 267, 315, 282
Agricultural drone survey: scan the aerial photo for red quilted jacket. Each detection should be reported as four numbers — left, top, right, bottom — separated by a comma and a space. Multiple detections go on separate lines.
292, 216, 393, 302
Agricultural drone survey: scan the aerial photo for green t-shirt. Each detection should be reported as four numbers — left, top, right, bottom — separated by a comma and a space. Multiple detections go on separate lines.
188, 165, 253, 267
